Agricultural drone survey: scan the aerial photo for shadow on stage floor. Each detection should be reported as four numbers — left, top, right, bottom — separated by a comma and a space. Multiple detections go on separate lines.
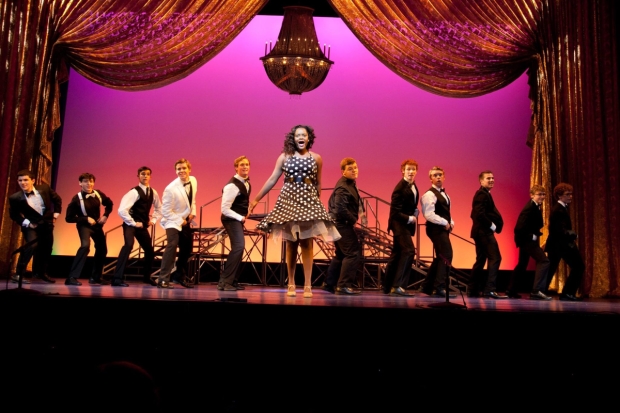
1, 281, 619, 411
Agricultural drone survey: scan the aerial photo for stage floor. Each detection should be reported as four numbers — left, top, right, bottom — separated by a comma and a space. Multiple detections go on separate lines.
2, 279, 619, 314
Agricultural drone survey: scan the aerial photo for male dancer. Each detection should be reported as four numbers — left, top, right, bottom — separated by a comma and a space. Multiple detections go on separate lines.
468, 171, 508, 299
218, 156, 251, 291
421, 166, 455, 297
8, 169, 62, 284
544, 183, 584, 301
383, 159, 419, 297
323, 157, 366, 295
65, 173, 113, 286
113, 166, 162, 287
507, 185, 551, 300
157, 158, 197, 289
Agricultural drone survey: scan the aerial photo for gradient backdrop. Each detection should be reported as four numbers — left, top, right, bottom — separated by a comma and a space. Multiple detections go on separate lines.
53, 15, 533, 270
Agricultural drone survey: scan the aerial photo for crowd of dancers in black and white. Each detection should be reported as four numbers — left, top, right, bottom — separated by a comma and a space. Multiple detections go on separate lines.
9, 125, 584, 301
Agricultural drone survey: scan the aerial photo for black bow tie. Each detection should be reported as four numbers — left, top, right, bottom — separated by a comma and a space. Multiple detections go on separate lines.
25, 191, 34, 197
245, 177, 250, 182
439, 188, 445, 193
183, 182, 191, 186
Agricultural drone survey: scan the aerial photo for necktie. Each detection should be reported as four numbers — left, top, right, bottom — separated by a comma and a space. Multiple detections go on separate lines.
25, 191, 34, 197
85, 193, 97, 199
439, 188, 445, 193
146, 187, 150, 197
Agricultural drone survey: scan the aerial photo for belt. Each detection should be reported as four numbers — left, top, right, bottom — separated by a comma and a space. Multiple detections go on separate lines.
286, 176, 313, 185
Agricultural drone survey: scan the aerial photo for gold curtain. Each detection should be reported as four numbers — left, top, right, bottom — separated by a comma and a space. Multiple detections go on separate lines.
532, 0, 620, 296
329, 0, 619, 296
328, 0, 542, 97
0, 0, 267, 275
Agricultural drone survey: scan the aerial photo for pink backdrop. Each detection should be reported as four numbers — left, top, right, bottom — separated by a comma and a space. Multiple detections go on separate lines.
53, 15, 533, 269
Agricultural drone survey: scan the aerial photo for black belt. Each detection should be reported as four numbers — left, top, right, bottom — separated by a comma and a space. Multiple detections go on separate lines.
286, 176, 313, 185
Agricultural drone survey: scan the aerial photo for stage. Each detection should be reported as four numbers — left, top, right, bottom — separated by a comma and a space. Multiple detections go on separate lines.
2, 280, 620, 312
2, 280, 619, 411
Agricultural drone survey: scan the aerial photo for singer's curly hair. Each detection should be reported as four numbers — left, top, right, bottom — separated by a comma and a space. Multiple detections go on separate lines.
282, 125, 316, 155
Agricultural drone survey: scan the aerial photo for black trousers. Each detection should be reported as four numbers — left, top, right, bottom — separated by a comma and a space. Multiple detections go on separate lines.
383, 221, 416, 292
16, 222, 54, 277
546, 244, 584, 296
159, 225, 193, 282
423, 226, 452, 293
469, 232, 502, 294
68, 224, 107, 280
325, 224, 362, 288
508, 240, 549, 293
113, 223, 154, 281
219, 219, 245, 287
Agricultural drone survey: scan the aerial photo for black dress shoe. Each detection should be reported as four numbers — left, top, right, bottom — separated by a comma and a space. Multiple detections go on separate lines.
111, 280, 129, 287
321, 283, 335, 294
35, 273, 56, 283
389, 287, 414, 297
559, 293, 582, 301
220, 284, 237, 291
157, 280, 174, 289
10, 275, 31, 284
172, 276, 194, 288
506, 290, 522, 299
65, 277, 82, 286
483, 291, 509, 299
336, 286, 361, 295
232, 283, 245, 290
530, 291, 552, 300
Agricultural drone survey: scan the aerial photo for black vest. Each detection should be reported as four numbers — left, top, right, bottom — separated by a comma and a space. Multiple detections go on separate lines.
221, 177, 250, 220
129, 186, 153, 225
427, 187, 451, 227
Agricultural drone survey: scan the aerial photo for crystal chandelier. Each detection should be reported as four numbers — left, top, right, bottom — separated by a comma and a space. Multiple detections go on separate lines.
260, 6, 334, 95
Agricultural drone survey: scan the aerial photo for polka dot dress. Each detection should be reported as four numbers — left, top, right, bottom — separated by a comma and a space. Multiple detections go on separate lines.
256, 154, 340, 242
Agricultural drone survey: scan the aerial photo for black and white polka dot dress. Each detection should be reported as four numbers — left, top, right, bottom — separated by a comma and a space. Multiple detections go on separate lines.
256, 154, 340, 242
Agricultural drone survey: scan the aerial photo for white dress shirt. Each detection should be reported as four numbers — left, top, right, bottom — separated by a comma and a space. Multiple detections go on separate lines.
117, 183, 162, 226
221, 174, 249, 222
421, 185, 454, 227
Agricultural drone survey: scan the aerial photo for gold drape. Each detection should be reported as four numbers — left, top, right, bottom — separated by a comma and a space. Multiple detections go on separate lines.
1, 0, 618, 296
329, 0, 541, 97
0, 0, 267, 275
329, 0, 619, 296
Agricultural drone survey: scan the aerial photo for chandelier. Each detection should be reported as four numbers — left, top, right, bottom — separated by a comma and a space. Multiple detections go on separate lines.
260, 6, 334, 95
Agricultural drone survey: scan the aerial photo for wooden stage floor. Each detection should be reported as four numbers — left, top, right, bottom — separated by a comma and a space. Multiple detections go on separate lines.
2, 279, 620, 313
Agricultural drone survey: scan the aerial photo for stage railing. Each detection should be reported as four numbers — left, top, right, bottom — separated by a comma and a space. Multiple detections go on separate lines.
102, 223, 163, 278
102, 186, 475, 290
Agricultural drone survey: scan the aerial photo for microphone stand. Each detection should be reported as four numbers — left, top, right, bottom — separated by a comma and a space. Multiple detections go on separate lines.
0, 239, 42, 296
427, 253, 466, 309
